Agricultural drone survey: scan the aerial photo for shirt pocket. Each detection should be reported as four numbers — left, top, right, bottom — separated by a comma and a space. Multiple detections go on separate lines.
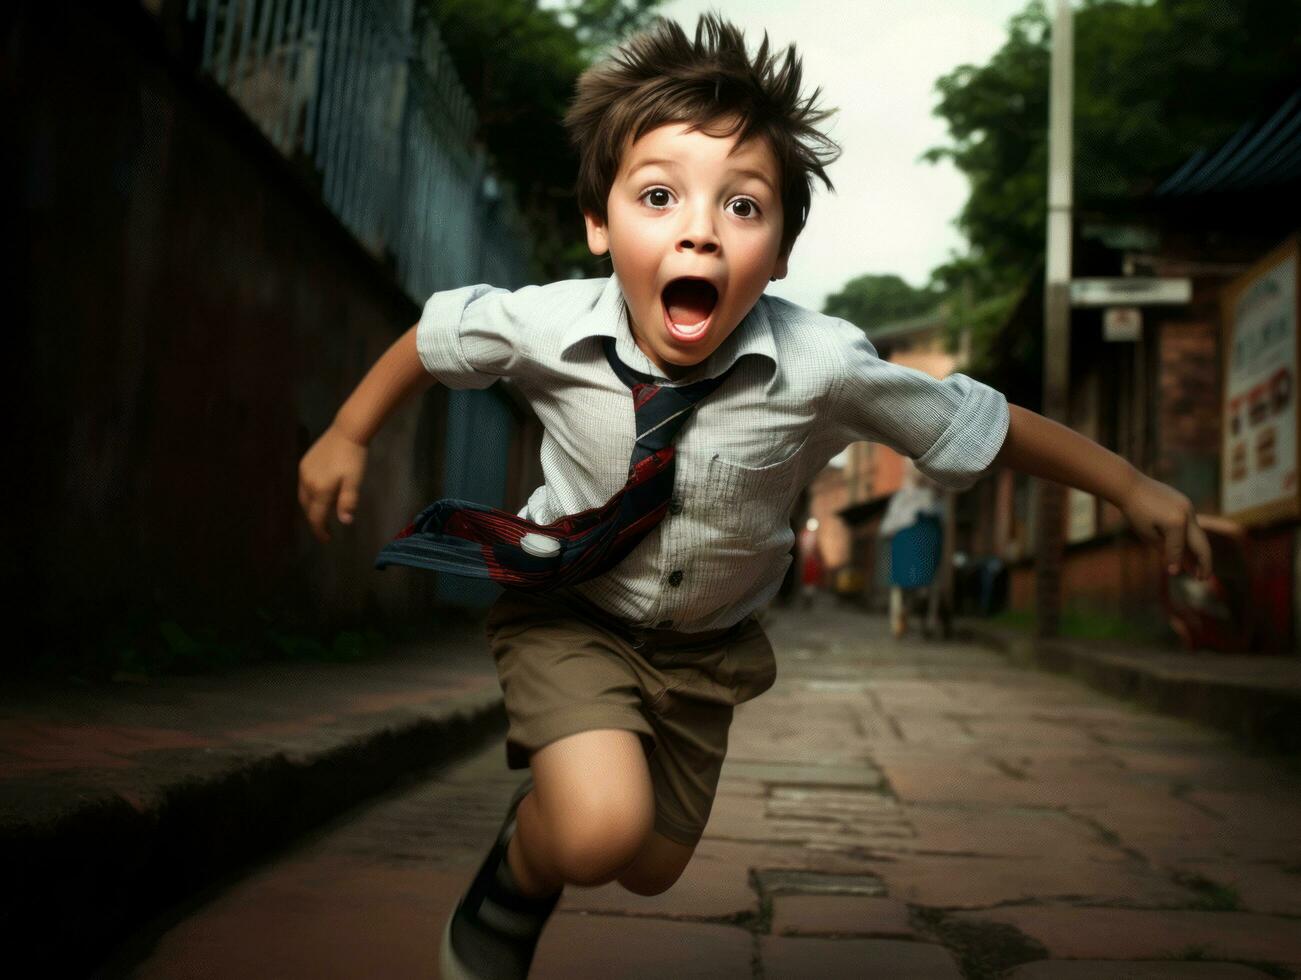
704, 434, 809, 545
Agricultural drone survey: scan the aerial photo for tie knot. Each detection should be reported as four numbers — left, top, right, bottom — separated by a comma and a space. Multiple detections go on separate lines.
602, 338, 740, 464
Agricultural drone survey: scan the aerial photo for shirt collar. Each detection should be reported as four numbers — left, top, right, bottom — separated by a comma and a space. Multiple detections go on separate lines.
560, 275, 778, 387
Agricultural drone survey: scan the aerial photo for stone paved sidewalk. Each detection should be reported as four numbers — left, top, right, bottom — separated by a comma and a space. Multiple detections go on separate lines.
540, 604, 1301, 978
27, 604, 1301, 978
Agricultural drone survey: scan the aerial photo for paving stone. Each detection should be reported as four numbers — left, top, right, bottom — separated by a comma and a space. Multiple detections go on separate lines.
1006, 961, 1277, 979
692, 838, 883, 875
1183, 790, 1301, 853
719, 759, 885, 788
871, 853, 1193, 908
881, 756, 1170, 809
771, 894, 914, 937
951, 907, 1301, 963
759, 936, 962, 978
533, 915, 751, 978
1162, 859, 1301, 915
901, 803, 1112, 859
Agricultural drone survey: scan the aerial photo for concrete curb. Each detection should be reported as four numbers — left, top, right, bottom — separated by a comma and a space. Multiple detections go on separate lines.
960, 622, 1301, 754
3, 688, 505, 976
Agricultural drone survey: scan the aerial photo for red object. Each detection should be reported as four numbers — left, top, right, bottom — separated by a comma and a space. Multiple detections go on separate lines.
802, 550, 824, 586
799, 528, 823, 586
1161, 516, 1258, 652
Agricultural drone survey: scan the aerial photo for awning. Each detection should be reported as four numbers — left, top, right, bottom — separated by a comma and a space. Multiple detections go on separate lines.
1157, 89, 1301, 197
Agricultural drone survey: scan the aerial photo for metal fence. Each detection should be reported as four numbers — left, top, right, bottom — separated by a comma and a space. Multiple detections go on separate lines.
183, 0, 532, 298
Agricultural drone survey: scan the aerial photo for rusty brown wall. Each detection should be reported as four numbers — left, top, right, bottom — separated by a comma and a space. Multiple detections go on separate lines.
7, 2, 489, 663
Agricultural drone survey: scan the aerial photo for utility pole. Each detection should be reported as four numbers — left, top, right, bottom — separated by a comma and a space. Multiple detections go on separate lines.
1036, 0, 1074, 639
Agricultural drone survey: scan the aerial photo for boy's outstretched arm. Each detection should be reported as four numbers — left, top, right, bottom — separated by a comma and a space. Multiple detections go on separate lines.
994, 404, 1213, 580
298, 323, 435, 542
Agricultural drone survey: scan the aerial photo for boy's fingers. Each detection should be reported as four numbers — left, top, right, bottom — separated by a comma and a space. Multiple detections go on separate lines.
1163, 519, 1184, 576
1187, 517, 1214, 580
307, 497, 332, 542
305, 478, 338, 543
337, 477, 360, 525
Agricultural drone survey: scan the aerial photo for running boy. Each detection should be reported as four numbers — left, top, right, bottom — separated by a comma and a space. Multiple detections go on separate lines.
298, 15, 1211, 979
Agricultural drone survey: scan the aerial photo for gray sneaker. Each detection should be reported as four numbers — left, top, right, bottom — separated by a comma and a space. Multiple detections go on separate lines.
440, 778, 562, 979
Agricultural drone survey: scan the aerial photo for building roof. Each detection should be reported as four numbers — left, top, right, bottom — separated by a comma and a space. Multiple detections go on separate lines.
1156, 88, 1301, 197
868, 306, 949, 345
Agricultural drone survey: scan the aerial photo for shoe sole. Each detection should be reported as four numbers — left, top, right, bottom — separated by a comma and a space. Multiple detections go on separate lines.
440, 910, 476, 980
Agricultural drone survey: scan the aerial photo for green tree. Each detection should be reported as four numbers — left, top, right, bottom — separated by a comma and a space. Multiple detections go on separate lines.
419, 0, 662, 280
822, 274, 944, 329
922, 0, 1301, 375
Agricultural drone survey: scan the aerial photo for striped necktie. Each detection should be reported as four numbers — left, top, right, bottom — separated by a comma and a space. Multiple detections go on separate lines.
375, 337, 737, 590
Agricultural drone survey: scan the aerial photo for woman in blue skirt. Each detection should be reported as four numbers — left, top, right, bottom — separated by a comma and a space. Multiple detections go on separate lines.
879, 460, 944, 638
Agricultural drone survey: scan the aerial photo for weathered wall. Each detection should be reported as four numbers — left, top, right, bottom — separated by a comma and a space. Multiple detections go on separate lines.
8, 3, 519, 664
1008, 534, 1167, 632
1156, 318, 1222, 513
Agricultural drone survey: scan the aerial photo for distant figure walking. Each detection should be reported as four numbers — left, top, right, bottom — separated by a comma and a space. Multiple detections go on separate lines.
880, 459, 943, 638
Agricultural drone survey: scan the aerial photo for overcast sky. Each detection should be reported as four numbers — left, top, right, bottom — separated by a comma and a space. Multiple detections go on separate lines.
651, 0, 1033, 311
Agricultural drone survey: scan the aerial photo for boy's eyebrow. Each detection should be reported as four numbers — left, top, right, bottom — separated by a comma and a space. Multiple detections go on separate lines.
626, 159, 777, 193
626, 157, 682, 176
729, 168, 777, 193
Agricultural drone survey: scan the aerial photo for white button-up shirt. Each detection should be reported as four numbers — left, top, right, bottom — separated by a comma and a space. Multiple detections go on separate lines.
417, 275, 1009, 632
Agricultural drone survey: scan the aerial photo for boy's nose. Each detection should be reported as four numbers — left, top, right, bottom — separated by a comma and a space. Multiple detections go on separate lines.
678, 234, 719, 254
677, 210, 720, 254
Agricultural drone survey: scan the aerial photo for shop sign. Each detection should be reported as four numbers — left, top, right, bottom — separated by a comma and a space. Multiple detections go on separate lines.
1070, 277, 1191, 306
1221, 237, 1299, 526
1104, 307, 1142, 342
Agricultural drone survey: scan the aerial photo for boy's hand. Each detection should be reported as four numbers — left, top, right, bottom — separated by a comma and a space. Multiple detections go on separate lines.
298, 425, 368, 543
1119, 472, 1213, 580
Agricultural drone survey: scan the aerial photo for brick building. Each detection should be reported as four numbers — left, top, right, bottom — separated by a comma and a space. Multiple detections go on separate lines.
805, 89, 1300, 651
969, 88, 1301, 652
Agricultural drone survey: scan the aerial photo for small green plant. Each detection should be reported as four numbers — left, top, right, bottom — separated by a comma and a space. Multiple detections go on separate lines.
987, 606, 1171, 646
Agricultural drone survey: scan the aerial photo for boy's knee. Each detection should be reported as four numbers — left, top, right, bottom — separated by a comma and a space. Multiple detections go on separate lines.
545, 796, 654, 886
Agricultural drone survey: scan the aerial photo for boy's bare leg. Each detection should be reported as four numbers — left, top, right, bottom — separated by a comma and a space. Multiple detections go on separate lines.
506, 729, 656, 896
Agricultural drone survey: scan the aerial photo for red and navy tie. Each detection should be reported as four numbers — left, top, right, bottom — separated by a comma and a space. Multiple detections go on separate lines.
375, 337, 737, 590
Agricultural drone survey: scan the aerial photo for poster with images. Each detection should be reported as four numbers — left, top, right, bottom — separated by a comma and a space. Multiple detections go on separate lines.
1221, 240, 1298, 524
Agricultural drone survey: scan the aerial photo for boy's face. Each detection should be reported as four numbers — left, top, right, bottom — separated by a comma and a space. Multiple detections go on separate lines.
585, 121, 789, 376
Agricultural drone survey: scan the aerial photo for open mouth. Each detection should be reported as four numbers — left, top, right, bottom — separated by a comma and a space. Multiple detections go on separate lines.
661, 278, 719, 342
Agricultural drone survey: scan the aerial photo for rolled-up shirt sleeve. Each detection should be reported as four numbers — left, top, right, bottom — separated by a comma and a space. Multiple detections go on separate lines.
828, 320, 1010, 491
416, 283, 538, 389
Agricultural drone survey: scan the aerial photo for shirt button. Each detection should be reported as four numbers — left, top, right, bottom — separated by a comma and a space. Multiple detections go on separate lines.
669, 498, 684, 515
668, 569, 684, 587
656, 619, 674, 629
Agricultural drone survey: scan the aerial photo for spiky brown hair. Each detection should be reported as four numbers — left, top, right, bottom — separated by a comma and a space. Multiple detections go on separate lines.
564, 14, 840, 256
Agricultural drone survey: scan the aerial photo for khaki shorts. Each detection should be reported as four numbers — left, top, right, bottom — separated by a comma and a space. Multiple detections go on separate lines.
484, 590, 778, 847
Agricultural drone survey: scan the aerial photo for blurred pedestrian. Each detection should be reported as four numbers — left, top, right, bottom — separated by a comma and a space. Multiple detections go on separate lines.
879, 459, 943, 638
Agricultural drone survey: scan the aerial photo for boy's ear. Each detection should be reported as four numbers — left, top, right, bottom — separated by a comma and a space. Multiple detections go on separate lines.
583, 211, 610, 256
771, 249, 790, 281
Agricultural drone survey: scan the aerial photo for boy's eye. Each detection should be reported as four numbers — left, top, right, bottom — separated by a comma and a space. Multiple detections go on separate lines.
728, 198, 759, 218
643, 188, 673, 208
